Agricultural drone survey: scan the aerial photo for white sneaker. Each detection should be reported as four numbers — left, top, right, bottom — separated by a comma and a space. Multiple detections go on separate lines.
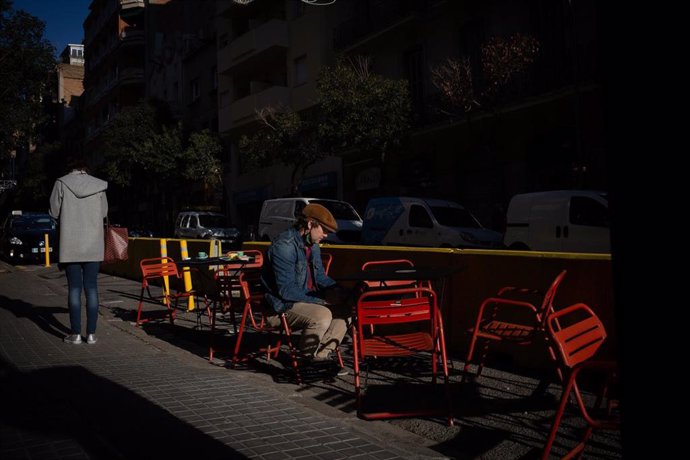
63, 334, 82, 344
86, 334, 98, 344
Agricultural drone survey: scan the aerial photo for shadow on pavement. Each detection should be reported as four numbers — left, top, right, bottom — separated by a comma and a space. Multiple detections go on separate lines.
0, 357, 246, 459
0, 294, 71, 339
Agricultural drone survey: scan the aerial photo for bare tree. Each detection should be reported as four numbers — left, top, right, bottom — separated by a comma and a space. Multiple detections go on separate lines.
431, 33, 540, 116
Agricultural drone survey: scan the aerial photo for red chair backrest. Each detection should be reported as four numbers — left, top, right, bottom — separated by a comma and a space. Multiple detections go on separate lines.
356, 286, 439, 357
140, 257, 180, 279
361, 259, 416, 288
357, 287, 436, 327
538, 269, 567, 325
547, 302, 607, 369
321, 253, 333, 275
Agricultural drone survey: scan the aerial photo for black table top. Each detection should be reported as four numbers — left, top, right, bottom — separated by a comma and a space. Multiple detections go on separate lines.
334, 266, 462, 282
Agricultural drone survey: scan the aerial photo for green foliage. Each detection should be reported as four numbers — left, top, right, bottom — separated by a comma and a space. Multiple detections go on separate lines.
239, 108, 317, 181
239, 56, 411, 192
317, 56, 411, 159
12, 141, 62, 208
0, 0, 56, 155
101, 102, 222, 190
183, 130, 223, 187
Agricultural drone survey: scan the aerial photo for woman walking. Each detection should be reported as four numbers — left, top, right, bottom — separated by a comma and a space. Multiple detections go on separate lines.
49, 157, 108, 344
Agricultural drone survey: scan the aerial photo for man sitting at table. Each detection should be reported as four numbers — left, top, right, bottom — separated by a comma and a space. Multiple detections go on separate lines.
261, 203, 350, 362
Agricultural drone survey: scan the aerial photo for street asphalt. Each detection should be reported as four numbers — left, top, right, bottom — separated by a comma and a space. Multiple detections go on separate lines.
0, 261, 622, 459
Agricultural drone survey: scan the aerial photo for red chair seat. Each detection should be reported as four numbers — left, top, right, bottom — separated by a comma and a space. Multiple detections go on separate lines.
361, 332, 434, 356
464, 270, 567, 379
478, 320, 535, 340
352, 286, 453, 425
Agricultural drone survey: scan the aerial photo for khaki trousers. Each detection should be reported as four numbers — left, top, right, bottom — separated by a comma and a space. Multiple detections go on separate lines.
269, 302, 351, 357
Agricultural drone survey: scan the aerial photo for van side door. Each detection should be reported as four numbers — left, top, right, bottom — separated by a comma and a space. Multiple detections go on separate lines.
529, 195, 568, 251
563, 195, 610, 253
402, 204, 435, 247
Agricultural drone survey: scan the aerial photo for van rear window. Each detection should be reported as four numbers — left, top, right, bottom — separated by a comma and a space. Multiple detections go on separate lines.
430, 207, 481, 228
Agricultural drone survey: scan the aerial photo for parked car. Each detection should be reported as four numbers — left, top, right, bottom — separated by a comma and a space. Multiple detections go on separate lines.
173, 211, 242, 250
128, 227, 155, 238
503, 190, 610, 253
258, 197, 363, 244
361, 197, 503, 249
0, 211, 58, 263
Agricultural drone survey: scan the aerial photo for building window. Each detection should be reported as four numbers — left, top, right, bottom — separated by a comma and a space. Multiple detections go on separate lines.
191, 78, 200, 101
294, 55, 307, 86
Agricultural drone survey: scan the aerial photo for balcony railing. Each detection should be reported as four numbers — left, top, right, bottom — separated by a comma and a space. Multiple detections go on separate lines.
119, 0, 145, 16
333, 0, 428, 50
218, 19, 288, 74
218, 85, 290, 132
118, 68, 144, 86
120, 27, 145, 45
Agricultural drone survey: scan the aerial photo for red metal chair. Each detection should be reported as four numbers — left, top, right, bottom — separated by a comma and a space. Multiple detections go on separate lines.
351, 286, 453, 425
541, 302, 619, 460
136, 257, 193, 326
321, 252, 333, 275
206, 250, 263, 360
464, 270, 567, 379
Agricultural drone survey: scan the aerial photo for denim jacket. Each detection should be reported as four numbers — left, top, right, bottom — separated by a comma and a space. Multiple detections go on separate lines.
261, 227, 336, 313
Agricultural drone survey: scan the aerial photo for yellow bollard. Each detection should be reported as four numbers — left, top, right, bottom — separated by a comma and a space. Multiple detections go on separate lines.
209, 239, 221, 271
159, 238, 170, 297
179, 240, 195, 311
44, 233, 50, 267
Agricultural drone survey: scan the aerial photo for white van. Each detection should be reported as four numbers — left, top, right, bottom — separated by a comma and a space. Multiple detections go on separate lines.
258, 198, 363, 244
503, 190, 610, 253
361, 197, 503, 249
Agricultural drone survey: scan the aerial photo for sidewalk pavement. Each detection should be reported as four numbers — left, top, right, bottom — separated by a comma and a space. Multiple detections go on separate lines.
0, 262, 622, 459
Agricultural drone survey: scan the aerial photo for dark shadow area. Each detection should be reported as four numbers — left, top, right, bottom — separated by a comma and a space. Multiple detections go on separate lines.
0, 356, 246, 459
0, 294, 71, 339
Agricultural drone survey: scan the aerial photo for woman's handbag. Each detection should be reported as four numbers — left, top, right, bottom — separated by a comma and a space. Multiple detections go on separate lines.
104, 221, 129, 264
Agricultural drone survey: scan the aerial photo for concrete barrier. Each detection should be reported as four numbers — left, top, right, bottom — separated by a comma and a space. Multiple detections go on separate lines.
102, 238, 615, 368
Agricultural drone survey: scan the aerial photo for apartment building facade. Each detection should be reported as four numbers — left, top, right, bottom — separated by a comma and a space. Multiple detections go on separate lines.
82, 0, 153, 155
216, 0, 604, 231
55, 44, 86, 159
217, 0, 360, 228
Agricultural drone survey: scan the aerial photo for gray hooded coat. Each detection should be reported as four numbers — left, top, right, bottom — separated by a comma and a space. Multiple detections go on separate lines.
49, 170, 108, 263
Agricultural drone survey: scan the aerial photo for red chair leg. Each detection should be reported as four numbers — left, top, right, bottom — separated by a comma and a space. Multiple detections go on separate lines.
136, 286, 146, 326
231, 300, 252, 368
280, 314, 301, 384
542, 373, 577, 460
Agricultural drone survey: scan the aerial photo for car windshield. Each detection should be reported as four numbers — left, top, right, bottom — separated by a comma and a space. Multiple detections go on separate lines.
199, 215, 229, 228
313, 200, 361, 220
12, 215, 56, 231
430, 206, 481, 228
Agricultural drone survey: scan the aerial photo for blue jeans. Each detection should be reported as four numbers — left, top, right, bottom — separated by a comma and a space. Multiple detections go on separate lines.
64, 262, 101, 335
